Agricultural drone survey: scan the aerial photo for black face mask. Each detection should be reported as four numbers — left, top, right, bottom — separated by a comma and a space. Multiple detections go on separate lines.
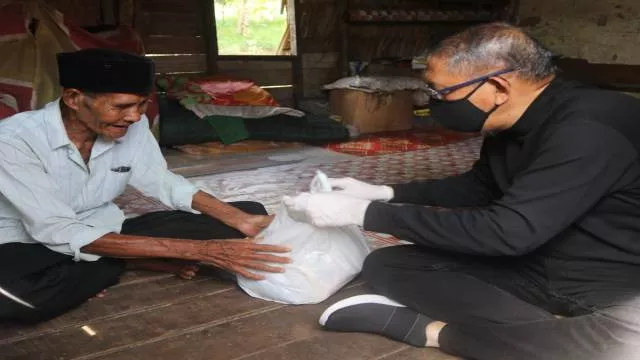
429, 81, 498, 133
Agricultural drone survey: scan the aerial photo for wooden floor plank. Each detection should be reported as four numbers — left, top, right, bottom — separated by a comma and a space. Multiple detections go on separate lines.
0, 275, 233, 343
238, 331, 405, 360
92, 284, 367, 360
377, 346, 460, 360
1, 282, 268, 360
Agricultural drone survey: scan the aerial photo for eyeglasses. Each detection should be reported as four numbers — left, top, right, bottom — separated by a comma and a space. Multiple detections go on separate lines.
425, 68, 515, 100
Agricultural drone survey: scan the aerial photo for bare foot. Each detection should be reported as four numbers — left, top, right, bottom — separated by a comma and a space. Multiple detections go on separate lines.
178, 264, 199, 280
89, 289, 108, 301
126, 259, 200, 280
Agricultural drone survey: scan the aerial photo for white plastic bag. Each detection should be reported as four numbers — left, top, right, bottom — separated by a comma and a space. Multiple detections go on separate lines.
237, 171, 371, 304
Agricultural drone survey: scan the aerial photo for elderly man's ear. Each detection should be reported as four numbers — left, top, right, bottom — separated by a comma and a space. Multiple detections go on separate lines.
61, 88, 92, 112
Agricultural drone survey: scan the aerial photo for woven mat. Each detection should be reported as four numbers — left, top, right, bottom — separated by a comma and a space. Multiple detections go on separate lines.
324, 124, 479, 157
115, 137, 483, 248
174, 140, 303, 156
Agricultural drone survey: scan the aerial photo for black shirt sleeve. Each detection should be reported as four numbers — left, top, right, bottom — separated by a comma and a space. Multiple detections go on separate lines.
365, 121, 636, 256
390, 139, 501, 207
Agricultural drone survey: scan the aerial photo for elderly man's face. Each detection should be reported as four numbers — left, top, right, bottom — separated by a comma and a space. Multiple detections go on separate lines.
78, 93, 150, 140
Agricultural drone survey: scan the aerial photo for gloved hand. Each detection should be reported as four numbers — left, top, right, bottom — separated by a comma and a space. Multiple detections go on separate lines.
328, 177, 394, 201
283, 192, 371, 227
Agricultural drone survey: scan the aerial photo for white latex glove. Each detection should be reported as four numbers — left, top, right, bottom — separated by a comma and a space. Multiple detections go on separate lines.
328, 177, 394, 201
283, 192, 371, 227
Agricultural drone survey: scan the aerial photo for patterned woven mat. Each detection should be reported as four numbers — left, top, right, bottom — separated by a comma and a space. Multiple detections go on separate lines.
114, 136, 483, 248
324, 124, 479, 157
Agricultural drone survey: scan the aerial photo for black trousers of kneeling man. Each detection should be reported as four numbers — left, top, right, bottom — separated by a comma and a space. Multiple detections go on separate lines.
363, 245, 640, 360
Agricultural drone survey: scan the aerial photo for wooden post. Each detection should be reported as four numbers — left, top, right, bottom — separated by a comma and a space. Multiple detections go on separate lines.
201, 0, 218, 74
337, 0, 349, 77
292, 0, 303, 106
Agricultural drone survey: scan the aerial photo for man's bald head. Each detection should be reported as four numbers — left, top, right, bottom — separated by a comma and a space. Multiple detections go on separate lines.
427, 22, 556, 83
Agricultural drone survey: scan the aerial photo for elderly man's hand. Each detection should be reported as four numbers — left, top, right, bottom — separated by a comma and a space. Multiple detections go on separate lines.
198, 238, 290, 280
328, 177, 394, 201
283, 192, 371, 227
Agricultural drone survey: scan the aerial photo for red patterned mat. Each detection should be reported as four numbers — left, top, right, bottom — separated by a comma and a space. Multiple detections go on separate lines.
324, 123, 479, 157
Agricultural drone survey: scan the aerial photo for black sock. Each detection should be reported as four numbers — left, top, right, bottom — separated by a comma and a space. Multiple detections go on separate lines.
319, 294, 432, 347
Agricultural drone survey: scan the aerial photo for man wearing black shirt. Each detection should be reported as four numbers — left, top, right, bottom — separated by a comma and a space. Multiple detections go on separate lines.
285, 23, 640, 359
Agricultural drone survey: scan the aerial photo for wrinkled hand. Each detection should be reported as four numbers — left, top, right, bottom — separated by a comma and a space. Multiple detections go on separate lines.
283, 192, 371, 227
235, 214, 274, 237
198, 238, 290, 280
328, 177, 394, 201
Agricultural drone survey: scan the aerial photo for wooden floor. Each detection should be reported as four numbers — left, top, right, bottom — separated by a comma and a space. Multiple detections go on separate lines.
1, 271, 458, 360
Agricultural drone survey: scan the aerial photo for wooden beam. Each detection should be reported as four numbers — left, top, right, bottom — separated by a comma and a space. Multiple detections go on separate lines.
217, 55, 295, 61
555, 58, 640, 93
201, 0, 218, 74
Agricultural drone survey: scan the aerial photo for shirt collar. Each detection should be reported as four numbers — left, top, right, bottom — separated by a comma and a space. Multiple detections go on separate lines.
505, 77, 578, 138
45, 99, 73, 150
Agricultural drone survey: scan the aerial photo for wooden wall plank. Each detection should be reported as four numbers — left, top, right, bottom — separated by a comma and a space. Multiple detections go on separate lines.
139, 12, 203, 37
152, 54, 207, 73
302, 52, 339, 69
47, 0, 102, 27
139, 0, 200, 13
266, 87, 295, 107
303, 68, 339, 98
144, 35, 206, 54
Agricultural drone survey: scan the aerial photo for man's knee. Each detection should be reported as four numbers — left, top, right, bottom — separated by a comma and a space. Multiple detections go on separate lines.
362, 246, 413, 288
230, 201, 268, 215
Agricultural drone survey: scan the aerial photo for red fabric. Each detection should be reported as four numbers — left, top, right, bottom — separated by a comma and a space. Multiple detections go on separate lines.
0, 102, 17, 119
0, 1, 157, 122
0, 3, 27, 37
325, 124, 479, 156
0, 81, 33, 114
158, 74, 279, 107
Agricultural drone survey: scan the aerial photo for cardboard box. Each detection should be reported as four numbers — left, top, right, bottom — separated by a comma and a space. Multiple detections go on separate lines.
329, 89, 413, 134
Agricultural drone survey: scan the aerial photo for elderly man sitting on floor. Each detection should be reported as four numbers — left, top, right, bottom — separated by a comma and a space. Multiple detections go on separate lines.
0, 48, 290, 323
286, 22, 640, 360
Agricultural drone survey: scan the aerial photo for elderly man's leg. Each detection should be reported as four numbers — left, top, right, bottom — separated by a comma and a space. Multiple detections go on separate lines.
120, 201, 268, 279
0, 243, 124, 323
121, 201, 267, 239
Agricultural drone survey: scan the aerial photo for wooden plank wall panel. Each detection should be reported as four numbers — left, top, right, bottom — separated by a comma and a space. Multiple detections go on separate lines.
144, 35, 206, 54
151, 54, 207, 74
266, 87, 295, 107
46, 0, 102, 27
139, 12, 202, 37
302, 52, 340, 98
139, 0, 200, 14
137, 0, 207, 74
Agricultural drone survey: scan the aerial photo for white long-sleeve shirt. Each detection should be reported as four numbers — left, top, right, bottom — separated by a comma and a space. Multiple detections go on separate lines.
0, 100, 199, 261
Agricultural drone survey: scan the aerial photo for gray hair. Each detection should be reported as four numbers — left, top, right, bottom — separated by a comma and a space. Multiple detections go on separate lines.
427, 22, 556, 82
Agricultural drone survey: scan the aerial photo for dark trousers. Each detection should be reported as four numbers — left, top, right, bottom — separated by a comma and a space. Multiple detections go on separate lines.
0, 201, 267, 323
363, 245, 640, 360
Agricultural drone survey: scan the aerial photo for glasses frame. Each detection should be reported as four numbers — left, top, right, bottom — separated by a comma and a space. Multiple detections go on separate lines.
426, 68, 515, 100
